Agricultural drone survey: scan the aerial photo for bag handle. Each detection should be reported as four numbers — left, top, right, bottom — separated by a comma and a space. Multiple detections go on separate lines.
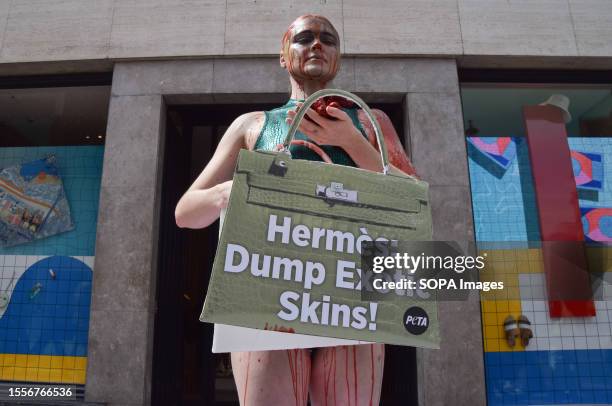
283, 89, 391, 175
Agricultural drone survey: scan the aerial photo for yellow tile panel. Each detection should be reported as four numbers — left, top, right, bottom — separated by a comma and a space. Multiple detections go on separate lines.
61, 370, 74, 382
13, 367, 26, 380
483, 312, 497, 326
50, 356, 63, 369
14, 354, 27, 368
482, 300, 497, 313
74, 357, 87, 371
515, 250, 529, 262
508, 300, 522, 313
74, 370, 86, 385
486, 339, 499, 352
477, 248, 534, 353
62, 357, 75, 370
2, 353, 15, 366
495, 301, 508, 313
37, 368, 51, 381
26, 368, 38, 382
38, 355, 51, 369
26, 354, 39, 368
1, 366, 15, 380
0, 355, 88, 384
485, 325, 500, 339
49, 369, 62, 382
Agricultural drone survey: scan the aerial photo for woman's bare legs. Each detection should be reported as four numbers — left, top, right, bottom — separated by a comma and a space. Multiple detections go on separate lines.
231, 349, 311, 406
231, 344, 384, 406
310, 344, 385, 406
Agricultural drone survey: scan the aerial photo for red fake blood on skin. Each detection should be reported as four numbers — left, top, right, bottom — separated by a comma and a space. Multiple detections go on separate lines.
287, 350, 298, 405
304, 352, 310, 405
298, 351, 303, 405
344, 347, 351, 406
244, 353, 251, 406
370, 346, 375, 406
296, 351, 301, 404
323, 350, 329, 406
305, 354, 308, 405
323, 348, 336, 406
353, 346, 358, 406
356, 109, 418, 176
333, 349, 337, 405
306, 97, 356, 121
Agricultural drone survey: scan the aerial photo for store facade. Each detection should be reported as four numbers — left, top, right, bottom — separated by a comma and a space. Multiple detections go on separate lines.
460, 75, 612, 405
0, 2, 611, 405
93, 58, 477, 405
0, 76, 110, 401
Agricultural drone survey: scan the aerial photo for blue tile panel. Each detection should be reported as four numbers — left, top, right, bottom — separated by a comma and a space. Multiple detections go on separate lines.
485, 350, 612, 405
471, 137, 612, 405
0, 256, 91, 356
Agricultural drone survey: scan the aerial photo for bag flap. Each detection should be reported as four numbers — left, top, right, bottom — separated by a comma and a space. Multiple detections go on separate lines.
246, 178, 423, 229
246, 173, 420, 213
236, 149, 430, 203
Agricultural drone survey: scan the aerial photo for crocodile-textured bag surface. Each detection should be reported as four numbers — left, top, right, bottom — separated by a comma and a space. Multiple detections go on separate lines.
200, 90, 439, 349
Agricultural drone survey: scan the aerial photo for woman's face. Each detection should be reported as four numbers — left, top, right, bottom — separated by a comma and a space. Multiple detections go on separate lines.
281, 17, 340, 84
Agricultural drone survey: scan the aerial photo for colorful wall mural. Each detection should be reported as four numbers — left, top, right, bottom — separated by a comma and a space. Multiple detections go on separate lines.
469, 137, 612, 405
0, 146, 103, 384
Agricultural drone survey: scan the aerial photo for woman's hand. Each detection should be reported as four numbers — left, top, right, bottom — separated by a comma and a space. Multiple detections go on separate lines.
286, 103, 363, 150
286, 104, 385, 172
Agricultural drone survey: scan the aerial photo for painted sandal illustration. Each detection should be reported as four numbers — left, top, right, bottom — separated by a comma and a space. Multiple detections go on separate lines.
503, 315, 520, 347
518, 315, 533, 347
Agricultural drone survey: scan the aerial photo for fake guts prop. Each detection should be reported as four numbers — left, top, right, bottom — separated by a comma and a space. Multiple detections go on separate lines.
201, 89, 438, 349
0, 156, 73, 247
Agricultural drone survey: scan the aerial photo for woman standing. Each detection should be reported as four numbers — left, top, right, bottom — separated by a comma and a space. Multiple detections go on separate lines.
175, 14, 416, 406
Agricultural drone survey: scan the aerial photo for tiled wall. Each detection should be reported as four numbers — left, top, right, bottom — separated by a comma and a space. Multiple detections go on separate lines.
0, 146, 103, 385
468, 139, 540, 243
469, 137, 612, 405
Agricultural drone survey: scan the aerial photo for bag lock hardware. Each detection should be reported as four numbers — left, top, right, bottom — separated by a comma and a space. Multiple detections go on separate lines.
316, 182, 358, 204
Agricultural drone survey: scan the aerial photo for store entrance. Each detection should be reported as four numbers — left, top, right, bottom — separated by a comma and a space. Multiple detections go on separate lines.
153, 101, 418, 405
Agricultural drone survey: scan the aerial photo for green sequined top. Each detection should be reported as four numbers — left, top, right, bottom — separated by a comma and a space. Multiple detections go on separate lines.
254, 99, 368, 167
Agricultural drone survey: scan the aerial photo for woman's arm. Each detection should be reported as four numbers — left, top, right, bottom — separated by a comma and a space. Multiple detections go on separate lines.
175, 111, 264, 229
358, 109, 418, 177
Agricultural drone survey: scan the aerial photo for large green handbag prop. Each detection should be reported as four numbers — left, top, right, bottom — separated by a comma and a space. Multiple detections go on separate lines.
200, 89, 439, 349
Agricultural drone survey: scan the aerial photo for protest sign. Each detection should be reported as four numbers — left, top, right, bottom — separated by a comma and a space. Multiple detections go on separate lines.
200, 149, 439, 349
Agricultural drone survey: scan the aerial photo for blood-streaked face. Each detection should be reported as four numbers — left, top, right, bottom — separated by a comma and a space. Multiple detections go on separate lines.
281, 17, 340, 84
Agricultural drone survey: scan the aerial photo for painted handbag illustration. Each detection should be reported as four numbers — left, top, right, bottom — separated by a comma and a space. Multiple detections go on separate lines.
200, 89, 439, 349
0, 155, 73, 247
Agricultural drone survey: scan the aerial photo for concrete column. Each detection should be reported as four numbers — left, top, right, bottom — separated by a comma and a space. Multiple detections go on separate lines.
85, 92, 165, 406
405, 81, 486, 405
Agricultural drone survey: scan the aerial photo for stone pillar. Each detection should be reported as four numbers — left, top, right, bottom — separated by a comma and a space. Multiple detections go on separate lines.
406, 74, 486, 406
85, 91, 165, 405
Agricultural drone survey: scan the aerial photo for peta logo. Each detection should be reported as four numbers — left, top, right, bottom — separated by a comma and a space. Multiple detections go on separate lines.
403, 307, 429, 335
